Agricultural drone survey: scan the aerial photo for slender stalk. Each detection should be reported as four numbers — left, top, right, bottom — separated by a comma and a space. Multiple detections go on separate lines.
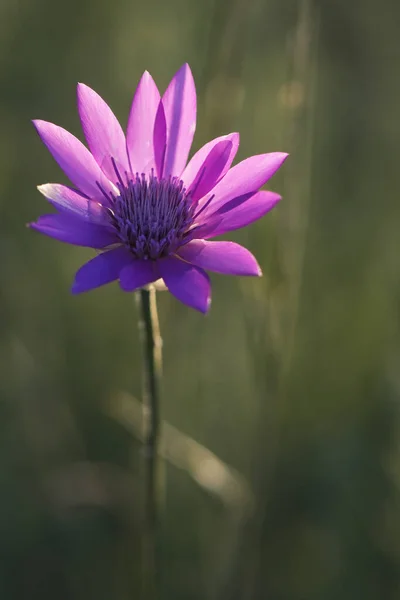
137, 286, 162, 600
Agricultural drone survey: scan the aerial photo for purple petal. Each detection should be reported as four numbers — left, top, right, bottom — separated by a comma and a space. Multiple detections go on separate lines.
201, 152, 288, 216
126, 71, 161, 175
204, 190, 281, 238
33, 120, 116, 200
158, 256, 210, 313
72, 246, 133, 293
185, 140, 233, 203
153, 101, 167, 179
178, 240, 261, 276
77, 83, 130, 182
181, 132, 239, 190
162, 64, 196, 177
37, 184, 108, 224
182, 216, 224, 244
119, 260, 159, 292
29, 213, 118, 248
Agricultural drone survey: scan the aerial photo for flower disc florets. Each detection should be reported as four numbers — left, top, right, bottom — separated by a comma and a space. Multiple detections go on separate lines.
107, 170, 195, 260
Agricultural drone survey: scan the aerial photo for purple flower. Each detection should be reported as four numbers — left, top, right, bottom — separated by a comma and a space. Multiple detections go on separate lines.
30, 64, 287, 313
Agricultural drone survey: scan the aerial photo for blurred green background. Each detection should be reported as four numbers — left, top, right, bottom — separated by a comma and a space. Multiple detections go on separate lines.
1, 0, 400, 598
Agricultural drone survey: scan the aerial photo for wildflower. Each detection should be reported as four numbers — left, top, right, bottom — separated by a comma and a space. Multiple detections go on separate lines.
31, 65, 287, 313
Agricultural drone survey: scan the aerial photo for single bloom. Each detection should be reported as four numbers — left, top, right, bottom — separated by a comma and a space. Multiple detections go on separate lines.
30, 64, 288, 313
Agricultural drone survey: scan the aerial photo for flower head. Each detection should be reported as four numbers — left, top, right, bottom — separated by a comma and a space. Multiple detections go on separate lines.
30, 64, 287, 313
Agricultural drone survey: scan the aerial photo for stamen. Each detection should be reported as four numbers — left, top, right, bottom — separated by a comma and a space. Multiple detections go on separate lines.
111, 157, 125, 189
188, 164, 206, 200
108, 171, 195, 260
96, 181, 114, 204
193, 194, 215, 220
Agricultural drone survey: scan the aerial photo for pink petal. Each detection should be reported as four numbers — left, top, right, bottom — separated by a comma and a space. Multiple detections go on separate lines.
126, 71, 161, 175
33, 120, 116, 200
72, 246, 133, 293
162, 64, 196, 178
158, 255, 210, 313
185, 140, 233, 203
181, 132, 239, 190
29, 213, 118, 248
37, 184, 108, 224
201, 152, 288, 216
204, 190, 281, 238
119, 260, 160, 291
77, 83, 130, 183
178, 240, 261, 276
153, 101, 167, 178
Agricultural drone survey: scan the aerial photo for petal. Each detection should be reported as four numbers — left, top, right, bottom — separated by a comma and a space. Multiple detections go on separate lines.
204, 190, 281, 237
182, 216, 224, 244
178, 240, 261, 276
119, 260, 160, 292
185, 140, 234, 203
202, 152, 288, 216
37, 184, 108, 224
77, 83, 130, 182
72, 246, 133, 293
162, 64, 196, 177
158, 255, 211, 313
181, 132, 239, 190
29, 213, 118, 248
33, 120, 116, 200
126, 71, 161, 174
153, 101, 167, 179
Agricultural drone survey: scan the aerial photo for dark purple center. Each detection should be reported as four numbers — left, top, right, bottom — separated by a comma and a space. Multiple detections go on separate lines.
107, 172, 196, 260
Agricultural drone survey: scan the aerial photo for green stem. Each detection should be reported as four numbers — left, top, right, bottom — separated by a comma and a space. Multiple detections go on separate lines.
137, 287, 162, 600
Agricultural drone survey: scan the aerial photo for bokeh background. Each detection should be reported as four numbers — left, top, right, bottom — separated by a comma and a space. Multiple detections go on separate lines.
1, 0, 400, 598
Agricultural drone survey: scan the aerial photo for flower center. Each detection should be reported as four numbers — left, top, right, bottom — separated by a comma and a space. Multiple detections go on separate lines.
107, 171, 196, 260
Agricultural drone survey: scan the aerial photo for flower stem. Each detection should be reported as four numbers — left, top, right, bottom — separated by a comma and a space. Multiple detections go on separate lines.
137, 286, 162, 600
